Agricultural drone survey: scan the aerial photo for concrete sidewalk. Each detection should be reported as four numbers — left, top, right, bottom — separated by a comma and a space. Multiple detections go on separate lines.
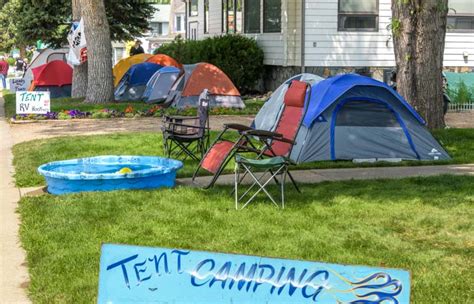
0, 95, 30, 303
184, 163, 474, 186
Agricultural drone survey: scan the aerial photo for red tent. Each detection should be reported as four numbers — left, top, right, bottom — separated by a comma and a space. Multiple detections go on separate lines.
30, 60, 73, 90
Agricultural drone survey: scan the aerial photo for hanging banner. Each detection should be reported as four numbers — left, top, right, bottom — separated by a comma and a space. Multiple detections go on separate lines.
98, 244, 411, 303
67, 18, 87, 65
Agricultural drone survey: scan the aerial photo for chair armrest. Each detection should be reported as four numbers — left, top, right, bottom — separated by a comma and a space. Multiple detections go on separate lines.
164, 115, 199, 121
223, 123, 254, 132
272, 136, 295, 145
244, 129, 283, 138
166, 122, 210, 130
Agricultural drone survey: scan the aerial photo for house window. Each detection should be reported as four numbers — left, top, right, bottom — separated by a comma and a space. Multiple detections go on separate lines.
190, 0, 198, 17
338, 0, 378, 31
244, 0, 260, 33
150, 22, 163, 36
175, 15, 184, 33
227, 0, 235, 32
204, 0, 209, 33
448, 0, 474, 32
222, 0, 227, 32
223, 0, 242, 34
236, 0, 242, 33
263, 0, 281, 33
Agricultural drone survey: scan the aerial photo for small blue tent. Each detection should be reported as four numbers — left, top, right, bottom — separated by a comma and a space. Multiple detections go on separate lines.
114, 62, 163, 101
142, 66, 181, 104
255, 74, 450, 162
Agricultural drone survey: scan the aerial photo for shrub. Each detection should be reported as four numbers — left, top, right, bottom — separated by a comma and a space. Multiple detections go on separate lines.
7, 57, 15, 66
154, 35, 264, 93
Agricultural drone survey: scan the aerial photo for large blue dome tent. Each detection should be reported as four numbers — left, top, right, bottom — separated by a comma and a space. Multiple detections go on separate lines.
114, 62, 164, 101
255, 74, 450, 163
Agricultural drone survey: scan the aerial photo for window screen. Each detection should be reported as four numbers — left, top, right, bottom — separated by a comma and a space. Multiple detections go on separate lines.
336, 101, 400, 127
204, 0, 209, 33
190, 0, 198, 16
264, 0, 281, 33
448, 0, 474, 32
244, 0, 260, 33
338, 0, 378, 31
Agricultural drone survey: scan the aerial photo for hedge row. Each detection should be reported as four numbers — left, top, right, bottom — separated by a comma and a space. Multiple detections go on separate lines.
154, 35, 264, 93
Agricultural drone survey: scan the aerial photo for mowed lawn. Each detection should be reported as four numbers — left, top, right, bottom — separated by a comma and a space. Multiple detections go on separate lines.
19, 176, 474, 303
12, 128, 474, 187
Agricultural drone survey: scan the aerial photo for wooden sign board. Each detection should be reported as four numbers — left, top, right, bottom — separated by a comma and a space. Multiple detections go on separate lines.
98, 244, 410, 303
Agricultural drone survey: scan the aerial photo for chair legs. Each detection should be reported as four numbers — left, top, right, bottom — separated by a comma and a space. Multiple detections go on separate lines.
163, 137, 206, 162
234, 162, 288, 210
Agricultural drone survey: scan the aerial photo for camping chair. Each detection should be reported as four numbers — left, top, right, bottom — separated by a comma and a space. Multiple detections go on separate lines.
161, 89, 210, 161
192, 80, 309, 189
234, 154, 289, 210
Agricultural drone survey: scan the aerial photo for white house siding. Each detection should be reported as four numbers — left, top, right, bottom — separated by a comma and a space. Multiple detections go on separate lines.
304, 0, 395, 67
188, 0, 300, 66
304, 0, 474, 69
444, 32, 474, 68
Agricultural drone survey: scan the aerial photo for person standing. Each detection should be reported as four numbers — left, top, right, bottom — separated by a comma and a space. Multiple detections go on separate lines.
129, 40, 144, 56
0, 56, 9, 89
15, 57, 25, 77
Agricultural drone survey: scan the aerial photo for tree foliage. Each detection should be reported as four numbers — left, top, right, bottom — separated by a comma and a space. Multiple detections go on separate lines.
0, 0, 23, 51
0, 0, 156, 51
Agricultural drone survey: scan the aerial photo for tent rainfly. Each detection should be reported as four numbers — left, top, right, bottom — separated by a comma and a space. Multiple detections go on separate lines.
166, 63, 245, 109
142, 66, 182, 104
114, 62, 164, 101
254, 73, 450, 162
29, 60, 73, 98
113, 53, 153, 87
23, 48, 69, 89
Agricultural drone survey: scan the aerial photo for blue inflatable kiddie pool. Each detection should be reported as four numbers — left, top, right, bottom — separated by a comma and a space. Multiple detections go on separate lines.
38, 156, 183, 195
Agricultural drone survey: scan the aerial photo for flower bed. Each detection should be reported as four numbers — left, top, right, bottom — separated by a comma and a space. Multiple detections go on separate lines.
10, 101, 264, 121
12, 105, 167, 121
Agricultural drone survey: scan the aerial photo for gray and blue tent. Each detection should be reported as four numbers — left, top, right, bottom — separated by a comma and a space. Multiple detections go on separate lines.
114, 62, 163, 101
255, 73, 450, 162
142, 66, 181, 104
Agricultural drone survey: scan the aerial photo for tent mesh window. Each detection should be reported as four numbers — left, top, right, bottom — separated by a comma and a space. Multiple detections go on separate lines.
336, 101, 400, 127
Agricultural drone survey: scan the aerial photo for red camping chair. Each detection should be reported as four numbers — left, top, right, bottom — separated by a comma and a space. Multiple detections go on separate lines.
192, 80, 309, 189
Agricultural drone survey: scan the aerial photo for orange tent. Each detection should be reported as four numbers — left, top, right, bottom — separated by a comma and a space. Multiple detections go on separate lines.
168, 63, 244, 109
182, 63, 240, 97
146, 54, 182, 69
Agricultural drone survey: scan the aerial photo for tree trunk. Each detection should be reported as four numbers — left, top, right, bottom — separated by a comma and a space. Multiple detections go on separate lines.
391, 0, 448, 129
19, 46, 26, 58
81, 0, 114, 103
71, 0, 87, 98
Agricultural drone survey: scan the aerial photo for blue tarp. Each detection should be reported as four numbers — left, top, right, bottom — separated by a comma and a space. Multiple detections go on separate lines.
125, 62, 163, 86
303, 74, 426, 127
444, 72, 474, 92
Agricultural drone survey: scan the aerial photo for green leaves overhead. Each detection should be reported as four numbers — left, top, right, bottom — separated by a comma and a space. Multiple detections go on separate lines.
0, 0, 156, 51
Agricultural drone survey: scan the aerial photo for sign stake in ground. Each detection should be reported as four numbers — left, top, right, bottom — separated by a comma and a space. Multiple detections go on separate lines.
98, 244, 411, 303
16, 91, 50, 114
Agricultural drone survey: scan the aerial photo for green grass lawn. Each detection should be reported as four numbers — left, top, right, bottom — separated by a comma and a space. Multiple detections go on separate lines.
18, 176, 474, 303
2, 92, 264, 118
12, 128, 474, 187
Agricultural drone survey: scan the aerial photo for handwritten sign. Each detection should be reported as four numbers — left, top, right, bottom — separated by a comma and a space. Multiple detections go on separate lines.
16, 91, 50, 114
98, 244, 410, 303
9, 78, 27, 93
